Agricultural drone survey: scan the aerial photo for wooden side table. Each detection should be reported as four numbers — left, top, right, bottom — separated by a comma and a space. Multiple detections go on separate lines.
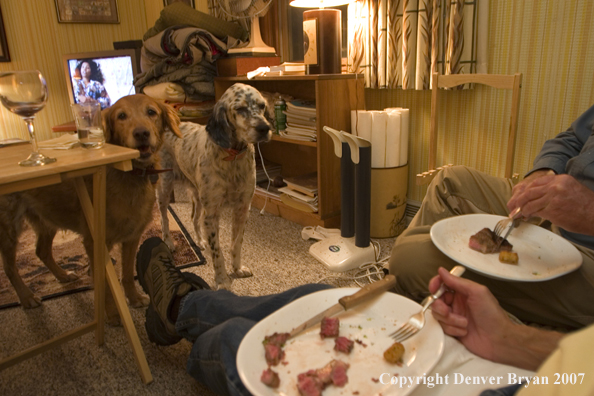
0, 143, 153, 384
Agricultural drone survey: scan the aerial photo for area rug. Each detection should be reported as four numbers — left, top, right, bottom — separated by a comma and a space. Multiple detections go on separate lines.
0, 206, 205, 310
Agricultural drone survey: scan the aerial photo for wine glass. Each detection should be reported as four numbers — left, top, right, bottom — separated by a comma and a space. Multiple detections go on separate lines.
0, 70, 56, 166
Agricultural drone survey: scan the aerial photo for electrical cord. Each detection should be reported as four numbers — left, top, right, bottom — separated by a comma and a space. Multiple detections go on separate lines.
315, 241, 392, 287
256, 142, 271, 215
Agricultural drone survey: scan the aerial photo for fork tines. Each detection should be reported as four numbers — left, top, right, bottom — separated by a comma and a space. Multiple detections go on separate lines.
390, 324, 417, 343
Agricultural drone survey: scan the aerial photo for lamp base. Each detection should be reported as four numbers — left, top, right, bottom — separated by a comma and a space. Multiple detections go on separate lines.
227, 47, 276, 56
309, 236, 375, 272
228, 15, 276, 56
303, 9, 342, 74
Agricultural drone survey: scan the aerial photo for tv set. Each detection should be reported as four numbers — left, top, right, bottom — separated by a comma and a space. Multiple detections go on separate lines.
62, 49, 139, 109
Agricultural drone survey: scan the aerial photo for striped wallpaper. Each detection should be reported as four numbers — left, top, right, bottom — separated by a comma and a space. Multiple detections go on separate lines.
365, 0, 594, 202
0, 0, 150, 144
1, 0, 592, 206
0, 0, 207, 145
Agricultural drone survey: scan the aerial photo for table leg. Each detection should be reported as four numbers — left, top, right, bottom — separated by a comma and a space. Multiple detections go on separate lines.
74, 169, 153, 384
93, 167, 106, 345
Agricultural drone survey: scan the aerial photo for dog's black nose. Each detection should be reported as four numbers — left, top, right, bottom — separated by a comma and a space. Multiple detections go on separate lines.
133, 128, 150, 141
256, 123, 270, 136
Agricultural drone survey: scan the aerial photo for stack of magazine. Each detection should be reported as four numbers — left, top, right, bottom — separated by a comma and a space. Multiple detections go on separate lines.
255, 159, 283, 201
281, 99, 317, 142
278, 172, 318, 213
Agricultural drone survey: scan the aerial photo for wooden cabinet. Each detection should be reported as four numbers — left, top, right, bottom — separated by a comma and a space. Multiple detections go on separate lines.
214, 74, 365, 228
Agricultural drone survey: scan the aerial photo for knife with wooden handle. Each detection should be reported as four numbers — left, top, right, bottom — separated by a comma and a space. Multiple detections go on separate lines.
288, 274, 396, 338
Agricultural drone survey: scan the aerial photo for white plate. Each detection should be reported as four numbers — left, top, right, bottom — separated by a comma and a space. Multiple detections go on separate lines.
430, 214, 582, 281
237, 288, 444, 396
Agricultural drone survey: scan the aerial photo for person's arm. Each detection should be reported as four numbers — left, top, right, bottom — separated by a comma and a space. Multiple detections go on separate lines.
74, 80, 88, 103
508, 105, 594, 216
94, 82, 111, 109
508, 173, 594, 235
429, 267, 564, 371
529, 104, 594, 176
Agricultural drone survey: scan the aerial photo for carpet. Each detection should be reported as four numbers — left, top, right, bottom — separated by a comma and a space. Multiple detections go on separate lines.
0, 205, 205, 310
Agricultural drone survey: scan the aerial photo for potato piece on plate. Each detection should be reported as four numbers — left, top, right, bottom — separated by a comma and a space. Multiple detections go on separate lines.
384, 341, 405, 364
499, 250, 519, 264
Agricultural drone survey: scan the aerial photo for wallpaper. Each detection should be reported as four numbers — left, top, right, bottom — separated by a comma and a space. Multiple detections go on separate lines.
365, 0, 594, 202
1, 0, 592, 207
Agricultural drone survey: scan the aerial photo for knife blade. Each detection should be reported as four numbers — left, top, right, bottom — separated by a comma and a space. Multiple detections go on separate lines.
288, 274, 396, 338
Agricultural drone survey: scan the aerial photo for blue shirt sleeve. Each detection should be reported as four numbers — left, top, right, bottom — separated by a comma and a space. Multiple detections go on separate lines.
531, 104, 594, 177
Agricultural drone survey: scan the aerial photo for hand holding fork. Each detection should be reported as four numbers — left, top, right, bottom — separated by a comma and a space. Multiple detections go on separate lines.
493, 207, 522, 249
390, 265, 466, 343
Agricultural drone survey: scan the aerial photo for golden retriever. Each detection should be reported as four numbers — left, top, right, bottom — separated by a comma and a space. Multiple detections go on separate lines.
0, 94, 181, 324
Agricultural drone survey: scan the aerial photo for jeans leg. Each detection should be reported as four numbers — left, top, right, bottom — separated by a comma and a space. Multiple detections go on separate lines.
187, 317, 254, 396
176, 283, 333, 340
177, 283, 333, 396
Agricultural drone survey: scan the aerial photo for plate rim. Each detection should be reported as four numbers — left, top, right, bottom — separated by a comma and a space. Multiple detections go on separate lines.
430, 213, 582, 282
237, 287, 445, 396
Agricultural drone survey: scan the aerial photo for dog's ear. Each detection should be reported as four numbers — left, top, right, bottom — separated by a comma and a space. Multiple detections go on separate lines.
101, 107, 113, 143
264, 99, 275, 127
159, 101, 182, 137
206, 101, 233, 148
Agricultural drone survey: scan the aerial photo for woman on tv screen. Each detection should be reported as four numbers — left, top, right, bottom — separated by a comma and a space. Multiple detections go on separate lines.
74, 59, 111, 109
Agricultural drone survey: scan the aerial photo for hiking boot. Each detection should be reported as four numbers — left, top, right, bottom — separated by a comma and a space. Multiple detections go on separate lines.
136, 236, 209, 346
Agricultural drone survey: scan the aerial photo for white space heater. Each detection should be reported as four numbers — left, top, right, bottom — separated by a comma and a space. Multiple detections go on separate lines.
308, 127, 375, 271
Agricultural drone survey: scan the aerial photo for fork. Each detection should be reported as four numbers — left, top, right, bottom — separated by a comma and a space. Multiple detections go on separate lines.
390, 266, 466, 343
493, 207, 522, 248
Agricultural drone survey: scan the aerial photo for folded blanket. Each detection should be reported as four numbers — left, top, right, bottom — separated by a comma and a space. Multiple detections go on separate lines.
143, 82, 186, 102
136, 25, 233, 101
169, 100, 215, 118
143, 2, 247, 42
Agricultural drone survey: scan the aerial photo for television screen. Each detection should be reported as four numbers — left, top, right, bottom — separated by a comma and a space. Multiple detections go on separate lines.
62, 49, 139, 110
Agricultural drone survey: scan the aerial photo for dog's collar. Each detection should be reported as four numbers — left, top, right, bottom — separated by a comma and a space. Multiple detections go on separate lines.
129, 166, 173, 184
222, 147, 248, 161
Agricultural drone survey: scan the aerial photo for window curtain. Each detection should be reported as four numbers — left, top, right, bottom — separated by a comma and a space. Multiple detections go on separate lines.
347, 0, 489, 89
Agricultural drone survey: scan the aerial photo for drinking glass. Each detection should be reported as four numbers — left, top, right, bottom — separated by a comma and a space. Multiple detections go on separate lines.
0, 70, 57, 166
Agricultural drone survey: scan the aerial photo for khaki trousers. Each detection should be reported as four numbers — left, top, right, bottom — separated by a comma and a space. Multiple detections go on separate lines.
389, 166, 594, 330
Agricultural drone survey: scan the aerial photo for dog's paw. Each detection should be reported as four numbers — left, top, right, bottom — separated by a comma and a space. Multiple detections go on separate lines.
57, 271, 79, 283
234, 266, 253, 278
164, 236, 177, 252
129, 294, 150, 308
214, 275, 233, 290
20, 294, 42, 309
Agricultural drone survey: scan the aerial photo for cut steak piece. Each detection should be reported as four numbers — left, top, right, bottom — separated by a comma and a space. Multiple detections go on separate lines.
261, 368, 280, 388
334, 336, 354, 354
264, 343, 285, 366
297, 373, 324, 396
297, 359, 350, 395
469, 227, 513, 254
263, 332, 290, 347
320, 317, 340, 338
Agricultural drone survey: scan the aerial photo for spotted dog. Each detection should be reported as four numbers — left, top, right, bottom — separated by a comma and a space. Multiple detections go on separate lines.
157, 83, 272, 289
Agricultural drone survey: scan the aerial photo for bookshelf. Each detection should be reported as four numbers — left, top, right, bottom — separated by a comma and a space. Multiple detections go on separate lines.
214, 74, 365, 228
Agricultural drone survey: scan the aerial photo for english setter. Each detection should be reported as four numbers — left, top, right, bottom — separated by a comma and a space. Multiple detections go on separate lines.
157, 83, 272, 289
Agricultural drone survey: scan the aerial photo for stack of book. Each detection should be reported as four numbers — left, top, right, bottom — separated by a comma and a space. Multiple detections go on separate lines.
281, 99, 317, 142
255, 158, 282, 184
266, 62, 306, 76
278, 172, 318, 213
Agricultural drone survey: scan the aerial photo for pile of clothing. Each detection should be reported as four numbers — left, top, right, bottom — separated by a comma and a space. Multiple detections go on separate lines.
134, 2, 247, 118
